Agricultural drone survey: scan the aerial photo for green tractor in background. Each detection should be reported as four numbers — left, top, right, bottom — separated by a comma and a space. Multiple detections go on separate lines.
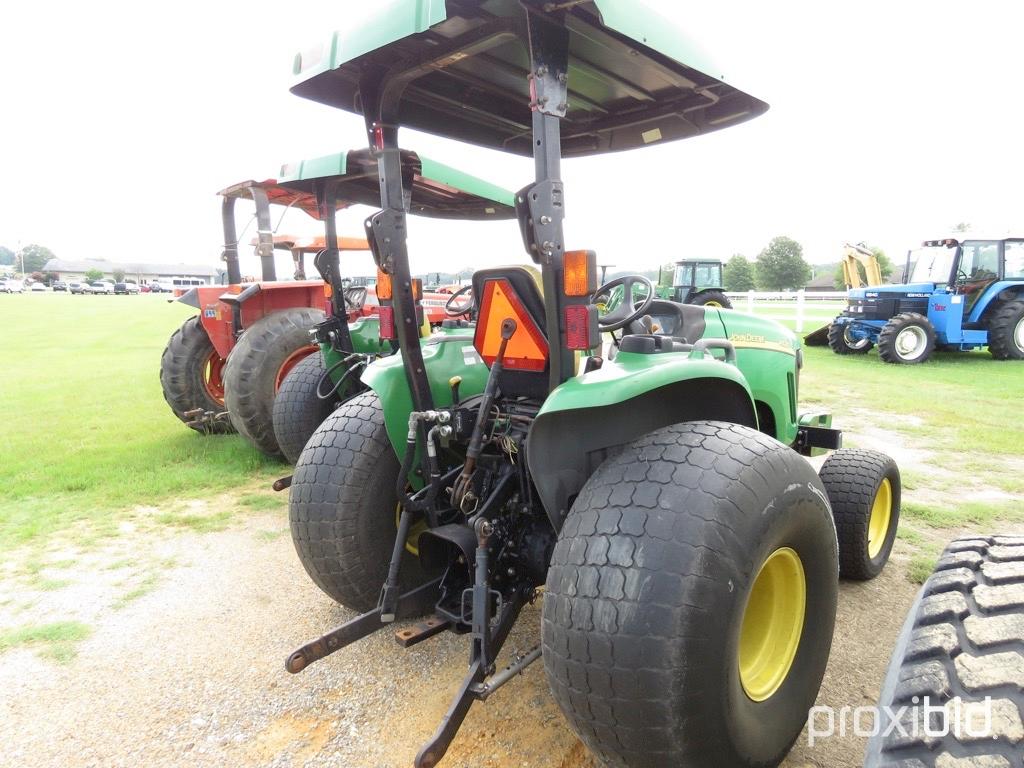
279, 3, 901, 767
267, 148, 518, 463
660, 257, 733, 308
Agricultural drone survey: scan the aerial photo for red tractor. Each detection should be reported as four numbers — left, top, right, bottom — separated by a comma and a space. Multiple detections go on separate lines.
159, 178, 371, 457
162, 149, 516, 459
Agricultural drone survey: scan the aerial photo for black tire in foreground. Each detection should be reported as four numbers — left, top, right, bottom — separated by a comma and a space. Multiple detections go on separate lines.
289, 392, 427, 612
543, 421, 839, 768
987, 299, 1024, 360
865, 535, 1024, 767
818, 448, 900, 580
691, 289, 733, 309
878, 312, 936, 364
159, 316, 233, 434
272, 353, 335, 465
223, 307, 324, 457
828, 322, 874, 354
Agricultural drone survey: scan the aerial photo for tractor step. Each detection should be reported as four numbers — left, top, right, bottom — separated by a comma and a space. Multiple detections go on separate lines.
395, 617, 451, 648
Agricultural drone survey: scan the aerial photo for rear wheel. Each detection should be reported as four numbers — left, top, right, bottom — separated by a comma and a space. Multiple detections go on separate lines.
827, 322, 874, 354
543, 421, 838, 768
272, 353, 336, 465
818, 449, 900, 579
987, 299, 1024, 360
690, 289, 732, 309
159, 316, 233, 434
223, 307, 324, 457
288, 392, 427, 611
878, 312, 935, 364
865, 535, 1024, 767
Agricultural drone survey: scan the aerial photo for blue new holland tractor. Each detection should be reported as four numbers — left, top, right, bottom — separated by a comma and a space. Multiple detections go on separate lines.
827, 237, 1024, 363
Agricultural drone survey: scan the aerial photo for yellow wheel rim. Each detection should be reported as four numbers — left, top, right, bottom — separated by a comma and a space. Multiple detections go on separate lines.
395, 503, 427, 557
739, 547, 806, 702
867, 478, 893, 559
704, 300, 723, 307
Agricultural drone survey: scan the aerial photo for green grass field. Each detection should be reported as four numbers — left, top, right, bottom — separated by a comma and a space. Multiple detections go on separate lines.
0, 293, 1020, 562
0, 294, 283, 552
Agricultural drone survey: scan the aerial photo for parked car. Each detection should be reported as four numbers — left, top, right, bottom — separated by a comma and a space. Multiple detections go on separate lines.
52, 280, 68, 292
88, 281, 115, 294
139, 283, 152, 293
30, 282, 47, 292
148, 282, 170, 293
113, 282, 140, 294
69, 281, 90, 294
0, 279, 25, 293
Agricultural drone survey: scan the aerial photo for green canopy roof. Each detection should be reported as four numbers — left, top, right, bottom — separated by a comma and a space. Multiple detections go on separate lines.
290, 0, 768, 158
276, 148, 515, 220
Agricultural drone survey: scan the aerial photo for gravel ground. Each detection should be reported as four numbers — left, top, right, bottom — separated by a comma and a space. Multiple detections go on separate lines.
2, 434, 1019, 768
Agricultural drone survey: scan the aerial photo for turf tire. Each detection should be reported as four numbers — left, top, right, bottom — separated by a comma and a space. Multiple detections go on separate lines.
878, 312, 935, 364
159, 316, 233, 434
223, 307, 324, 457
818, 448, 900, 580
864, 534, 1024, 767
987, 299, 1024, 360
828, 322, 874, 354
288, 392, 427, 611
272, 353, 335, 465
542, 421, 839, 768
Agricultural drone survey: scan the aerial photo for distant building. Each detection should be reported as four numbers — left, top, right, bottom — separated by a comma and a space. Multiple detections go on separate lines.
43, 258, 219, 286
804, 272, 839, 293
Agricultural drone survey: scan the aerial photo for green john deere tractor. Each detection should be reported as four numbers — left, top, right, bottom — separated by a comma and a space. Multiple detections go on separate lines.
663, 258, 733, 307
280, 3, 902, 767
268, 147, 517, 463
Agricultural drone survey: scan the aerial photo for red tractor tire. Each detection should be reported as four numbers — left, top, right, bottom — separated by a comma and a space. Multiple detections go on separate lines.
159, 316, 234, 434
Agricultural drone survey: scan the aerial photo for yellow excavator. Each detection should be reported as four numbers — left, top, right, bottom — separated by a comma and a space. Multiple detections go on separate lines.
804, 242, 884, 345
839, 242, 883, 288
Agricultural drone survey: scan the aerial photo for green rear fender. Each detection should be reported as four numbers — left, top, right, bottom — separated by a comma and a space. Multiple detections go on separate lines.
526, 351, 758, 531
362, 332, 489, 458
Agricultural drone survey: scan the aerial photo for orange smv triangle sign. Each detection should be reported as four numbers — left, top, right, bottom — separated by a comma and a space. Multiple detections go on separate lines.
472, 279, 548, 372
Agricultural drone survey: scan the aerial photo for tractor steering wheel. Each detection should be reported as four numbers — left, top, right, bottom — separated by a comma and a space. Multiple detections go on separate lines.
593, 275, 654, 332
444, 284, 474, 317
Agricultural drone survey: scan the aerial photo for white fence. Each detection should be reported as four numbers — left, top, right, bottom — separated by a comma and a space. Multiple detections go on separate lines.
725, 290, 847, 332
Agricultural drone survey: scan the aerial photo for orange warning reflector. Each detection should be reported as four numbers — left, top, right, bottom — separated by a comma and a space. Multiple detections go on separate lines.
323, 282, 333, 299
377, 268, 393, 301
473, 279, 548, 372
412, 279, 422, 301
563, 250, 593, 297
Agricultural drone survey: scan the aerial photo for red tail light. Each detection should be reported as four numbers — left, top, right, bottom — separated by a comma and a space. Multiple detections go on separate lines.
564, 305, 597, 350
378, 306, 395, 340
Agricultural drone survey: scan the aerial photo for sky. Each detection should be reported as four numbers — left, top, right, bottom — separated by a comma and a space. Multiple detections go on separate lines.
2, 1, 1022, 279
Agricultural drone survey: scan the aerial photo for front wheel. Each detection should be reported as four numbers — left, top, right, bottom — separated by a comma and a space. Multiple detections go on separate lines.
159, 316, 233, 434
878, 312, 935, 364
690, 289, 732, 309
543, 421, 838, 767
818, 448, 900, 579
827, 322, 874, 354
